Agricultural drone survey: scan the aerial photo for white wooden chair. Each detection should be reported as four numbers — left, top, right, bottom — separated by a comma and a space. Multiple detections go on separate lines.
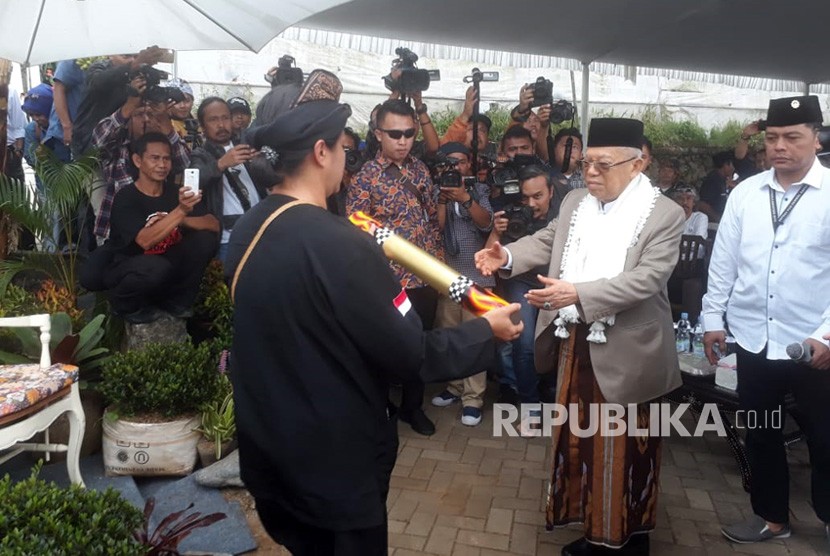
0, 314, 85, 486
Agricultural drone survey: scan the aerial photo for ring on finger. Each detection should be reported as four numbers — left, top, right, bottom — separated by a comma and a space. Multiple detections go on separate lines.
543, 301, 552, 310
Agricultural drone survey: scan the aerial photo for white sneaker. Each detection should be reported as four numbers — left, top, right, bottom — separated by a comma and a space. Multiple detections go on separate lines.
461, 406, 482, 426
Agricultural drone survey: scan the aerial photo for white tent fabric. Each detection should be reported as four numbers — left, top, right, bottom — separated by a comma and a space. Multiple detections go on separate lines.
300, 0, 830, 85
174, 30, 826, 132
282, 27, 830, 95
0, 0, 349, 66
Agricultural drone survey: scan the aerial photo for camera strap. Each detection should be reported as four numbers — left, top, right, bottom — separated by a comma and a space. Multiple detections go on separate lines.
384, 164, 429, 222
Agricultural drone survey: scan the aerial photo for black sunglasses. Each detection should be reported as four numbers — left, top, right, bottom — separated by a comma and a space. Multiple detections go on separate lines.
378, 128, 417, 140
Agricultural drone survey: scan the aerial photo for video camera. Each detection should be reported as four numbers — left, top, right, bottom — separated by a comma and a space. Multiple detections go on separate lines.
265, 55, 304, 87
488, 154, 544, 241
383, 47, 440, 94
129, 65, 185, 104
529, 76, 576, 124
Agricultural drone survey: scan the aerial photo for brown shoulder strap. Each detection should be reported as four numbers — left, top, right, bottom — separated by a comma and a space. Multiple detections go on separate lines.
384, 164, 426, 208
230, 200, 308, 302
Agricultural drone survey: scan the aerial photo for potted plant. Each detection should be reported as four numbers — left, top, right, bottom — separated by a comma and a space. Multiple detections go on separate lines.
99, 341, 223, 476
195, 373, 236, 467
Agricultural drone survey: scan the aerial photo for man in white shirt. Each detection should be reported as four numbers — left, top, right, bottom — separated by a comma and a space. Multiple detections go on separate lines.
189, 97, 264, 262
702, 95, 830, 547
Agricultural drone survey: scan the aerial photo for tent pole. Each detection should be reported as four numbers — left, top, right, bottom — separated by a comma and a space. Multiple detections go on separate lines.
803, 82, 811, 95
581, 62, 590, 138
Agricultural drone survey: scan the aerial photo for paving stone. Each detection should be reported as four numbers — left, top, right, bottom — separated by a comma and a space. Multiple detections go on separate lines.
509, 523, 538, 555
405, 510, 437, 537
424, 524, 458, 555
456, 529, 510, 551
684, 488, 715, 512
388, 532, 427, 551
485, 508, 513, 535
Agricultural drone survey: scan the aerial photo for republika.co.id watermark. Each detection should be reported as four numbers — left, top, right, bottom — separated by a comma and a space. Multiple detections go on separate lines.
493, 403, 782, 438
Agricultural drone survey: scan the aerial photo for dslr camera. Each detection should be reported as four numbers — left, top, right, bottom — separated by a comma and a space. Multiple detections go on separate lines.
488, 155, 542, 241
383, 47, 440, 94
344, 148, 367, 174
129, 65, 185, 104
529, 76, 575, 124
426, 152, 474, 189
265, 55, 304, 87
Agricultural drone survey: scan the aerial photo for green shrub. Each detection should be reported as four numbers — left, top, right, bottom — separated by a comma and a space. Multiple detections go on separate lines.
100, 341, 224, 418
0, 468, 144, 555
192, 259, 233, 348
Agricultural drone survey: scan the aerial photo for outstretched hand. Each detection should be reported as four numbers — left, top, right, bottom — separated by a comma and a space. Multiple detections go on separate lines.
526, 275, 578, 310
475, 242, 509, 277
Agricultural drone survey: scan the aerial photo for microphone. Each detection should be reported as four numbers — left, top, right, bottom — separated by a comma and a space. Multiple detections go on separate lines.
786, 341, 812, 363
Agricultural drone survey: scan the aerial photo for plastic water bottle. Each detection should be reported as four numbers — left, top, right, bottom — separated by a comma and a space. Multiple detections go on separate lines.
691, 319, 705, 356
676, 312, 691, 353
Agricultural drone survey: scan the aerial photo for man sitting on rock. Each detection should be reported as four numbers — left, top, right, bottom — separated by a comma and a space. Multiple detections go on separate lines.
97, 132, 218, 323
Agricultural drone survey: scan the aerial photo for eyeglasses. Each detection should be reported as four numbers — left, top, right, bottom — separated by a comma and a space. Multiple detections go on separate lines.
378, 128, 417, 140
577, 156, 639, 173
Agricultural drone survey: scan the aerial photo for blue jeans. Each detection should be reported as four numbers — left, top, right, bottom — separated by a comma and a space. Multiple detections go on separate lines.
498, 279, 540, 403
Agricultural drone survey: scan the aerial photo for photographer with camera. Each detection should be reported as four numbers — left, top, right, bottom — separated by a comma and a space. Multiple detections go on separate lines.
326, 127, 363, 216
485, 165, 556, 411
440, 85, 492, 152
166, 78, 202, 151
347, 99, 444, 436
72, 46, 169, 159
509, 82, 553, 162
429, 142, 494, 426
190, 97, 266, 262
254, 55, 304, 127
551, 127, 585, 191
91, 69, 191, 242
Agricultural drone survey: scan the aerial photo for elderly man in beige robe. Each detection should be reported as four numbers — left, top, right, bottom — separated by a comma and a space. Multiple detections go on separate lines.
477, 118, 684, 556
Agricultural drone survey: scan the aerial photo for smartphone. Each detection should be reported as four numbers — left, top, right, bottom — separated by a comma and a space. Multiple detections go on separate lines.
183, 169, 199, 194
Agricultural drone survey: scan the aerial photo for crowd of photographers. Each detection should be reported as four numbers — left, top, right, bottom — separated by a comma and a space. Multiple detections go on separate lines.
14, 45, 815, 435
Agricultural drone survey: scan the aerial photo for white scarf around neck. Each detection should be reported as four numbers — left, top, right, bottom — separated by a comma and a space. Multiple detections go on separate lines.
554, 174, 660, 343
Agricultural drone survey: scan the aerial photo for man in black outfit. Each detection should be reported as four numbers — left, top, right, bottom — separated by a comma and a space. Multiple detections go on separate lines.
225, 70, 522, 556
100, 132, 218, 323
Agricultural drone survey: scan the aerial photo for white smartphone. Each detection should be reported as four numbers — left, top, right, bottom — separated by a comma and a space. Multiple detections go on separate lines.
183, 168, 200, 194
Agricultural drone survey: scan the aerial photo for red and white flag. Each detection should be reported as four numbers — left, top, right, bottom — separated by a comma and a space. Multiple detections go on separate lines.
393, 289, 412, 316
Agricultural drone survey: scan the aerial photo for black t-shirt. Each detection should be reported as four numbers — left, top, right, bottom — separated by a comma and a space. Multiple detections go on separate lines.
106, 183, 206, 256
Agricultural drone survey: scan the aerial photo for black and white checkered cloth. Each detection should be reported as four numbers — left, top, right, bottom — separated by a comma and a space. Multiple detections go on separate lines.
373, 227, 392, 245
448, 276, 474, 303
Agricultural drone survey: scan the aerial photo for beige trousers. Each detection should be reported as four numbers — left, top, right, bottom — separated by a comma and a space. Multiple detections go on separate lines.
434, 295, 487, 409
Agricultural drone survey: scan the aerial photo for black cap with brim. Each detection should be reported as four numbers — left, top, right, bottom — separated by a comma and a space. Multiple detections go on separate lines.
251, 100, 351, 153
766, 95, 823, 127
587, 118, 644, 149
471, 114, 492, 131
438, 142, 470, 156
227, 97, 251, 115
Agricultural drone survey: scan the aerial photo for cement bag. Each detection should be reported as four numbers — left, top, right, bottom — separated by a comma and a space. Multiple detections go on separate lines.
102, 411, 200, 476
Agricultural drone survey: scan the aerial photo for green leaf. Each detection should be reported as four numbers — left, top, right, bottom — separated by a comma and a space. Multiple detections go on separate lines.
11, 328, 41, 360
0, 348, 32, 364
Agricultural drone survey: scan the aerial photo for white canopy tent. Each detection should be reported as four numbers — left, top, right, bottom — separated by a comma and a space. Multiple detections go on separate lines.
300, 0, 830, 135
